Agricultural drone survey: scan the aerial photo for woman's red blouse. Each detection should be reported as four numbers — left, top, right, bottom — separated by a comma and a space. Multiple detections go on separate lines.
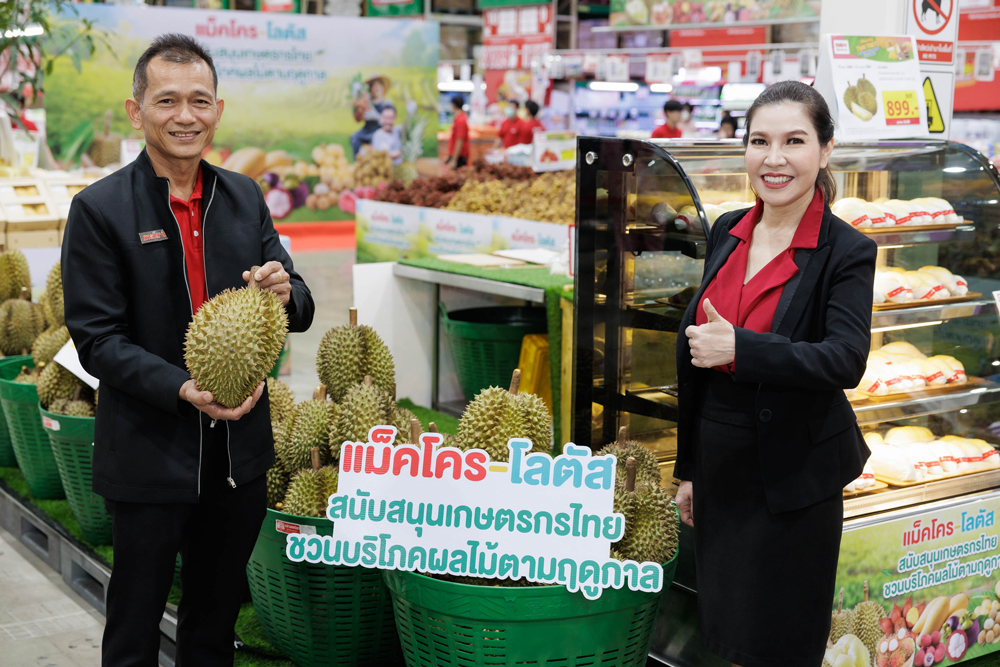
695, 188, 825, 372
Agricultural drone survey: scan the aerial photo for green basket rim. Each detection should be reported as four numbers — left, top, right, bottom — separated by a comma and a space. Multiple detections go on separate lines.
0, 356, 37, 401
39, 405, 96, 429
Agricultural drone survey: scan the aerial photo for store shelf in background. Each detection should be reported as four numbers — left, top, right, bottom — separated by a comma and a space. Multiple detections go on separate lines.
851, 378, 1000, 426
844, 471, 1000, 520
870, 297, 995, 329
863, 224, 976, 247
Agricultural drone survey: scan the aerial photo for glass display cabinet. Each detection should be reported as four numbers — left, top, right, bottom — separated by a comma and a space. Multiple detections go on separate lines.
574, 138, 1000, 665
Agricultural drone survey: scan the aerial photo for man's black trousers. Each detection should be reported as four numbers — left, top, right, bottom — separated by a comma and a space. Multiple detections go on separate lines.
101, 419, 267, 666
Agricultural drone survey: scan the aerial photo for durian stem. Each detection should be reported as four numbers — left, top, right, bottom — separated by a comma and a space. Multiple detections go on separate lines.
103, 109, 112, 136
313, 384, 327, 401
349, 307, 358, 327
73, 385, 83, 401
20, 348, 27, 356
310, 447, 321, 471
838, 587, 844, 613
625, 457, 637, 493
248, 266, 262, 291
363, 375, 373, 387
392, 382, 397, 402
509, 369, 521, 395
428, 422, 438, 433
410, 418, 421, 443
863, 580, 869, 602
617, 425, 628, 446
18, 287, 28, 301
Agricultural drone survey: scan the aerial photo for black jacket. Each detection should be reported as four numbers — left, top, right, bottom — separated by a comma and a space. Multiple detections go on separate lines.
675, 204, 877, 513
62, 150, 314, 503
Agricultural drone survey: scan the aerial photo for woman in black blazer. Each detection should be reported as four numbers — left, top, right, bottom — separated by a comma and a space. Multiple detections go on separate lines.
674, 81, 877, 667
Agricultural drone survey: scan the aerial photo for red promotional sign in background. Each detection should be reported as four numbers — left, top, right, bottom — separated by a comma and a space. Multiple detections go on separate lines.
480, 4, 553, 70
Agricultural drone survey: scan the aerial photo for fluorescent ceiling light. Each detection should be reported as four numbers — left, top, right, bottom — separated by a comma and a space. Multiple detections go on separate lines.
589, 81, 639, 92
438, 81, 475, 92
943, 166, 966, 173
870, 320, 942, 334
649, 83, 673, 93
5, 25, 43, 38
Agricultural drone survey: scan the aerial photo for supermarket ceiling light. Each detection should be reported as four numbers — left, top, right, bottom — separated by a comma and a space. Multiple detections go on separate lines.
649, 83, 673, 93
589, 82, 639, 92
4, 25, 43, 38
438, 81, 475, 92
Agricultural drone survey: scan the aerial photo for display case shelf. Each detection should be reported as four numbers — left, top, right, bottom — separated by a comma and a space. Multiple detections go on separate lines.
870, 297, 995, 328
844, 468, 1000, 519
851, 380, 1000, 426
863, 225, 976, 247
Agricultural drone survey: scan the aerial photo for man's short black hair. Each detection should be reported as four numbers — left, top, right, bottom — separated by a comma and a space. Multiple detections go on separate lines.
133, 34, 218, 104
663, 99, 683, 113
525, 100, 540, 117
451, 94, 465, 110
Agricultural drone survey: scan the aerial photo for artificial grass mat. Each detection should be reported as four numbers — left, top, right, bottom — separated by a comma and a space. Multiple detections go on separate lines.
397, 256, 573, 447
396, 397, 460, 435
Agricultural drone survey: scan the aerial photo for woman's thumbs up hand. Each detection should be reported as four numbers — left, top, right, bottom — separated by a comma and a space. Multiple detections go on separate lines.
685, 298, 736, 369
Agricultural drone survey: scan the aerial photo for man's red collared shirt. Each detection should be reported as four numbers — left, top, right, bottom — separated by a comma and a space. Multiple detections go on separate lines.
169, 170, 208, 313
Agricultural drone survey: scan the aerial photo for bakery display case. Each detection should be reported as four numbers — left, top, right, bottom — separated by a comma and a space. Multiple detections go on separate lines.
573, 137, 1000, 510
574, 137, 1000, 666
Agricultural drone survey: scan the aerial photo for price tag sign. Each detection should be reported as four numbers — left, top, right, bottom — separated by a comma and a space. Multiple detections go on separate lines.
883, 90, 921, 125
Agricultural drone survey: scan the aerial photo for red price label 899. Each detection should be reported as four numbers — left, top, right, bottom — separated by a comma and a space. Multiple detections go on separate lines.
883, 90, 921, 126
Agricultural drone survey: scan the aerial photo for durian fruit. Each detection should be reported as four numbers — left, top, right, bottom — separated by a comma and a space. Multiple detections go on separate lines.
42, 262, 64, 327
14, 366, 39, 384
49, 398, 70, 414
267, 377, 295, 424
316, 307, 395, 403
266, 464, 289, 510
329, 376, 393, 458
282, 447, 340, 518
852, 580, 887, 660
54, 400, 95, 418
0, 290, 46, 355
613, 458, 679, 564
184, 266, 289, 408
857, 75, 876, 98
453, 370, 551, 462
598, 426, 661, 486
391, 406, 419, 444
88, 111, 123, 167
273, 414, 297, 470
32, 325, 70, 368
0, 250, 31, 302
830, 587, 855, 645
283, 386, 335, 476
37, 363, 82, 408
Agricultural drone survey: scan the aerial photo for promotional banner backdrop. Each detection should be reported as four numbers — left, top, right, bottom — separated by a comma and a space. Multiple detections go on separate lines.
43, 5, 439, 223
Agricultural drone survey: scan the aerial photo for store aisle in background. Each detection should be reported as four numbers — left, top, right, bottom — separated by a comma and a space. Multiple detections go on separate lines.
0, 527, 104, 667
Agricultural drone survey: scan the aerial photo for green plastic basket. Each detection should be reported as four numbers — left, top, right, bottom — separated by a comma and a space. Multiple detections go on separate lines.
0, 357, 64, 499
384, 550, 678, 667
439, 304, 548, 401
246, 508, 403, 666
39, 406, 110, 545
267, 339, 291, 380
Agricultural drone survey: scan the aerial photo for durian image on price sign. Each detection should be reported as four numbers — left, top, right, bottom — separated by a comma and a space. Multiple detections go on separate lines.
844, 75, 879, 121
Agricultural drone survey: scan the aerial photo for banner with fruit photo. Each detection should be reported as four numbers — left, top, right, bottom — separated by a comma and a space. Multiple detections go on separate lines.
829, 493, 1000, 667
609, 0, 819, 29
42, 4, 439, 223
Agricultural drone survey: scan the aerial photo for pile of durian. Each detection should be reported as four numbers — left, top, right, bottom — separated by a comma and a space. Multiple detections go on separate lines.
0, 256, 95, 418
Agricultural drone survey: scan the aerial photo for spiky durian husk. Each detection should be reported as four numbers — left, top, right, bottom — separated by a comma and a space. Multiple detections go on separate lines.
43, 262, 64, 327
453, 387, 525, 462
282, 466, 339, 518
616, 481, 678, 564
14, 366, 39, 384
267, 377, 295, 424
830, 608, 855, 645
853, 597, 886, 660
60, 400, 95, 418
0, 298, 46, 355
0, 250, 31, 301
266, 465, 289, 510
597, 439, 661, 486
612, 479, 636, 549
184, 282, 288, 408
329, 382, 392, 458
391, 407, 419, 444
273, 415, 296, 473
37, 363, 81, 408
516, 393, 552, 455
316, 324, 395, 403
49, 397, 70, 413
32, 326, 70, 368
284, 400, 335, 475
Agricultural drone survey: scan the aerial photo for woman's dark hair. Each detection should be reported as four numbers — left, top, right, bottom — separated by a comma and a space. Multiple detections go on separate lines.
134, 34, 217, 104
742, 80, 837, 205
719, 113, 737, 133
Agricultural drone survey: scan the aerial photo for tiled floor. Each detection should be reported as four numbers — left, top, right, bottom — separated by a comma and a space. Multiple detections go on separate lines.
0, 528, 105, 666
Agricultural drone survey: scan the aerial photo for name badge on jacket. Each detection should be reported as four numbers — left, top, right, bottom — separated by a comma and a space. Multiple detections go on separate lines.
139, 230, 168, 244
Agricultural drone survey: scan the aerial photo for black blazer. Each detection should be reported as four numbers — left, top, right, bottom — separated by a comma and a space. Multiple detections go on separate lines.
675, 203, 877, 513
63, 150, 315, 503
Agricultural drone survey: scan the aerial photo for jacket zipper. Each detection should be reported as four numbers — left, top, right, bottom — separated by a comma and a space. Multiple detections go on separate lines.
201, 176, 235, 489
165, 180, 203, 497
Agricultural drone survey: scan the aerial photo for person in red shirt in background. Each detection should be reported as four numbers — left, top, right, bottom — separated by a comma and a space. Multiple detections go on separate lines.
496, 100, 521, 149
652, 99, 684, 139
514, 100, 545, 146
445, 95, 471, 169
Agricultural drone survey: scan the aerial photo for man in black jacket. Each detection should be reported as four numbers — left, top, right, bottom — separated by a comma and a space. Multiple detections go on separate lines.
62, 34, 314, 665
